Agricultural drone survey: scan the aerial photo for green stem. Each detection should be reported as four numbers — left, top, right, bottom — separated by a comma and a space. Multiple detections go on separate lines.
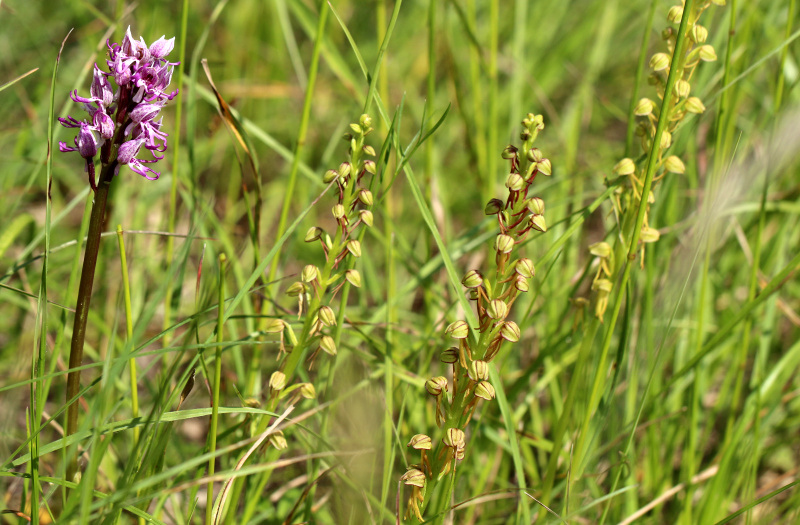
206, 253, 226, 525
115, 224, 142, 525
625, 0, 659, 158
65, 161, 115, 484
115, 226, 139, 446
162, 0, 190, 350
571, 0, 698, 485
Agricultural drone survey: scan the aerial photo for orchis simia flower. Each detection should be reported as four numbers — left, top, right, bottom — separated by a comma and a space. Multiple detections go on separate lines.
58, 26, 178, 189
62, 27, 179, 486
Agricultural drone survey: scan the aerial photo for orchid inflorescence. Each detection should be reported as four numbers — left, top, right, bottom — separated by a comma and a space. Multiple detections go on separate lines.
260, 114, 376, 421
589, 0, 724, 320
403, 114, 551, 521
58, 26, 178, 188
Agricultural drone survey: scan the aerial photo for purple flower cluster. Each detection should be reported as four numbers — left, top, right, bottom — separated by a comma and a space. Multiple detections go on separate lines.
59, 27, 178, 184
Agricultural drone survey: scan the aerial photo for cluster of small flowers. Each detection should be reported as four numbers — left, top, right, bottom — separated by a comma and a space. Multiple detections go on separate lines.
403, 114, 551, 521
59, 27, 178, 185
285, 114, 374, 360
590, 0, 724, 319
257, 115, 376, 448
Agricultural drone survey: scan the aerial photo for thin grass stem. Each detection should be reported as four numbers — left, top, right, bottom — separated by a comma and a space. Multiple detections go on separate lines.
206, 253, 226, 525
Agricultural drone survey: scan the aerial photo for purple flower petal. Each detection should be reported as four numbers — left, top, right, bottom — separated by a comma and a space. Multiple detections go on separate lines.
117, 137, 145, 164
149, 36, 175, 59
76, 122, 99, 159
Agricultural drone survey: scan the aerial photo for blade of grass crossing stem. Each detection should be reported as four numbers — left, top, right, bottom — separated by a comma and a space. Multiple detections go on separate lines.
41, 31, 70, 520
116, 226, 139, 446
570, 0, 698, 485
29, 29, 65, 525
625, 0, 658, 158
206, 254, 226, 525
375, 0, 397, 515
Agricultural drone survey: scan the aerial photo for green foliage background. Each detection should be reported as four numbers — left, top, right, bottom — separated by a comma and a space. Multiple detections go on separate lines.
1, 0, 799, 523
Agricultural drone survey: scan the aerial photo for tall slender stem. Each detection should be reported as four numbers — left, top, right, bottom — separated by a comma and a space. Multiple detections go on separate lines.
65, 162, 116, 483
207, 253, 226, 525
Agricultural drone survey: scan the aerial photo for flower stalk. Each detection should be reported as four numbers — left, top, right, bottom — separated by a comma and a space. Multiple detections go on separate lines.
61, 27, 178, 484
406, 114, 551, 522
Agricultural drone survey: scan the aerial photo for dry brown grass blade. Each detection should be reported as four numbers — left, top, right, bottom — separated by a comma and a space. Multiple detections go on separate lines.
200, 58, 259, 178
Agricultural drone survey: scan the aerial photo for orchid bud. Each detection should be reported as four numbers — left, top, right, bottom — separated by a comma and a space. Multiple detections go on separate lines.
474, 381, 496, 401
515, 258, 536, 279
527, 197, 545, 215
667, 5, 683, 23
407, 434, 432, 450
501, 145, 517, 159
426, 376, 448, 396
462, 270, 484, 289
698, 45, 717, 62
299, 383, 316, 399
318, 306, 337, 327
592, 279, 613, 293
589, 242, 612, 258
650, 52, 670, 71
527, 148, 543, 163
301, 264, 319, 283
613, 158, 636, 175
359, 114, 372, 129
486, 299, 508, 320
467, 360, 489, 381
634, 98, 655, 116
345, 269, 362, 287
506, 173, 525, 192
665, 155, 686, 174
691, 24, 709, 44
445, 320, 470, 339
440, 347, 459, 364
686, 97, 706, 114
495, 234, 515, 254
305, 226, 324, 242
500, 321, 520, 342
485, 199, 504, 215
660, 130, 672, 149
358, 189, 374, 206
675, 79, 691, 98
359, 209, 374, 227
346, 240, 362, 258
319, 335, 337, 356
263, 318, 285, 333
641, 226, 661, 243
529, 214, 547, 233
323, 169, 339, 183
401, 468, 426, 488
443, 428, 465, 449
537, 158, 552, 176
269, 371, 286, 391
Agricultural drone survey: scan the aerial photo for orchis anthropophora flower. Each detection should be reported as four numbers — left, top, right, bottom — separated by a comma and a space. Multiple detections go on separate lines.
58, 27, 178, 188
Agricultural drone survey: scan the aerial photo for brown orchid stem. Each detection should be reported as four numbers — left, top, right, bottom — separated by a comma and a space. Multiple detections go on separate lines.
65, 160, 116, 484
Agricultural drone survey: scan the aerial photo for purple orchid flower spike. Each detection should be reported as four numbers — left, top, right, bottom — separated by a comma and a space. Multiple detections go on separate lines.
59, 26, 179, 189
62, 28, 180, 485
